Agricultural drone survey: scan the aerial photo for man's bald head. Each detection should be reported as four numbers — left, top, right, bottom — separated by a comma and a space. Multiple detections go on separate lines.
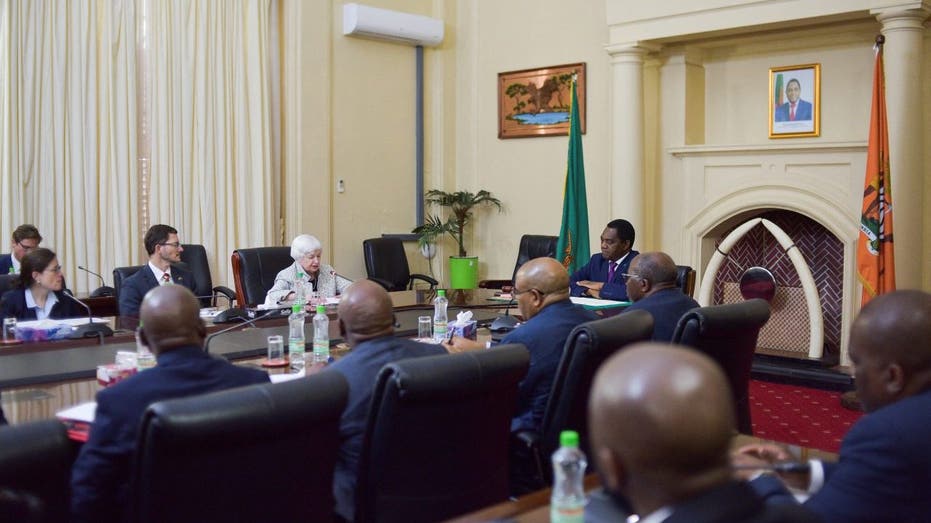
513, 257, 570, 320
139, 285, 206, 354
627, 252, 678, 302
589, 343, 734, 514
338, 280, 395, 346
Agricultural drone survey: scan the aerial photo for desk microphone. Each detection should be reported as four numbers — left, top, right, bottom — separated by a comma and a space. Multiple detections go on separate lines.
77, 265, 116, 297
490, 294, 519, 332
204, 309, 278, 354
63, 290, 115, 341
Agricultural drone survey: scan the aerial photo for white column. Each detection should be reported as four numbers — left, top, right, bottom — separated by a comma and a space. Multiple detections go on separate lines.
873, 7, 929, 289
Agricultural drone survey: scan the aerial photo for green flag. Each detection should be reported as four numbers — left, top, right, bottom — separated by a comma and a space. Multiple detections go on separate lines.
556, 78, 590, 274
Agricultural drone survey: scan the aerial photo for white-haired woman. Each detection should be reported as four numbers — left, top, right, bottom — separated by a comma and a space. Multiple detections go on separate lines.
265, 235, 352, 304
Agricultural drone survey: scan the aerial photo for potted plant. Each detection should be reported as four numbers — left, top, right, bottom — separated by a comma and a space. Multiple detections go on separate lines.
413, 189, 502, 289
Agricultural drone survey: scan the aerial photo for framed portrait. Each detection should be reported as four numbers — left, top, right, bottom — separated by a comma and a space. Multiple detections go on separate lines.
769, 63, 821, 139
498, 62, 585, 139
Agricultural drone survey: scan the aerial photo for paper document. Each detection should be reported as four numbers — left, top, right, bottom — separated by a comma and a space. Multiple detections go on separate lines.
16, 317, 109, 329
56, 402, 98, 423
570, 297, 630, 309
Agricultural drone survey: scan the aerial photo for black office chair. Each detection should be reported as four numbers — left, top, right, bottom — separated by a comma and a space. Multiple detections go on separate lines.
479, 234, 558, 289
511, 310, 654, 492
112, 265, 144, 305
675, 264, 697, 297
130, 372, 348, 523
671, 298, 771, 435
0, 419, 77, 523
0, 274, 16, 296
229, 246, 292, 308
362, 237, 437, 292
177, 244, 235, 307
354, 345, 530, 523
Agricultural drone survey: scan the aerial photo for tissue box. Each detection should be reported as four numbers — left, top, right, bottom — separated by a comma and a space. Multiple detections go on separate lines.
449, 320, 477, 340
14, 323, 72, 342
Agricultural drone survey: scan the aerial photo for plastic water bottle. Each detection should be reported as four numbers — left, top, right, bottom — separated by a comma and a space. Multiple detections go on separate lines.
432, 289, 448, 343
288, 304, 306, 371
135, 322, 156, 370
550, 430, 587, 523
293, 270, 306, 305
312, 304, 329, 363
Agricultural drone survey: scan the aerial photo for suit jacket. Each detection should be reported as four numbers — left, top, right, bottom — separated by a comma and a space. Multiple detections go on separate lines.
624, 287, 699, 342
752, 388, 931, 523
661, 481, 818, 523
265, 261, 352, 304
569, 251, 639, 301
70, 346, 269, 523
0, 288, 83, 321
0, 254, 13, 275
774, 100, 813, 122
118, 264, 197, 317
327, 335, 447, 522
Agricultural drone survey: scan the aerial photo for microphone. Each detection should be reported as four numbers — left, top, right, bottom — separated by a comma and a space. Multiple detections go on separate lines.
490, 293, 519, 332
62, 290, 115, 340
204, 309, 278, 354
77, 265, 116, 298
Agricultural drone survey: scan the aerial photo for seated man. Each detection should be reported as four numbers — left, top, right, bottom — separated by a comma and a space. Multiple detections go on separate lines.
588, 343, 817, 523
570, 219, 638, 301
118, 224, 197, 317
622, 252, 699, 341
327, 280, 446, 522
0, 224, 42, 275
736, 289, 931, 523
71, 286, 269, 523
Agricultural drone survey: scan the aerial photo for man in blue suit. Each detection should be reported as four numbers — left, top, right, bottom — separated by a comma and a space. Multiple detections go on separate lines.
623, 252, 698, 342
118, 224, 197, 317
70, 285, 269, 523
774, 78, 812, 122
736, 289, 931, 523
0, 224, 42, 275
570, 219, 639, 301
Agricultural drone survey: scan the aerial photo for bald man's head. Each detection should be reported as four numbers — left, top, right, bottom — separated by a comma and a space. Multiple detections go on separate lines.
627, 252, 678, 302
589, 343, 734, 514
338, 280, 395, 347
138, 285, 206, 354
513, 257, 570, 320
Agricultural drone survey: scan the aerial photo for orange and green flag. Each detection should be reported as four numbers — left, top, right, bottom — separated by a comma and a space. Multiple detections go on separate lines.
556, 77, 590, 274
857, 41, 895, 306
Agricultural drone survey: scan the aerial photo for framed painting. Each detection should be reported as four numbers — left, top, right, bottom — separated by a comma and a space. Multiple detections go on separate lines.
769, 63, 821, 138
498, 62, 585, 139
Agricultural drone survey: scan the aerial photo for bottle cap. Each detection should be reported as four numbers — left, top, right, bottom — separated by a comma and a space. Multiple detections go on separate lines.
559, 430, 579, 448
316, 304, 326, 314
437, 289, 446, 297
292, 304, 302, 313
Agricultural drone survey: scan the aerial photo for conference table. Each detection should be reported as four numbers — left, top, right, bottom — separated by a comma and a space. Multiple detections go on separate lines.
0, 289, 513, 424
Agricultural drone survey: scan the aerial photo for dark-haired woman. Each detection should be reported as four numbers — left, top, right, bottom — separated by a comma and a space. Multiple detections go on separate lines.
0, 248, 81, 320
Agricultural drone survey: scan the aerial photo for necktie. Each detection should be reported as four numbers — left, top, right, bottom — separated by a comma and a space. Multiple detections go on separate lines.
607, 262, 616, 283
161, 273, 171, 285
790, 105, 796, 121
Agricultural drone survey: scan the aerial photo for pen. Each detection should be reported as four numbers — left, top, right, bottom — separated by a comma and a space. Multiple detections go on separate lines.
732, 462, 810, 474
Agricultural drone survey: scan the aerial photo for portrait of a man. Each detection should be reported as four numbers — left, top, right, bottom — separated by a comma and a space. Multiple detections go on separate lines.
774, 78, 813, 122
769, 63, 820, 138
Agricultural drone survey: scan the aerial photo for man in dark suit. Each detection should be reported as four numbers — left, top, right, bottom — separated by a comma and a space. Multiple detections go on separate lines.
0, 224, 42, 275
118, 224, 197, 317
774, 78, 813, 122
588, 343, 818, 523
70, 285, 269, 523
623, 252, 698, 341
737, 289, 931, 523
327, 280, 446, 522
569, 219, 639, 301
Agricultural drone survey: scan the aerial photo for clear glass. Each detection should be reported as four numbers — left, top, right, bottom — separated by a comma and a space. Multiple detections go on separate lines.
3, 317, 17, 341
267, 334, 284, 362
418, 316, 432, 339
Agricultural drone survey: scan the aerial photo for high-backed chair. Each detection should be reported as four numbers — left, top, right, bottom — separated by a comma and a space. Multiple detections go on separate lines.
0, 419, 77, 523
130, 372, 348, 523
512, 310, 654, 491
229, 246, 292, 307
479, 234, 558, 289
676, 264, 697, 297
177, 244, 235, 307
0, 274, 16, 296
362, 237, 437, 292
671, 298, 771, 434
113, 265, 144, 305
354, 345, 530, 523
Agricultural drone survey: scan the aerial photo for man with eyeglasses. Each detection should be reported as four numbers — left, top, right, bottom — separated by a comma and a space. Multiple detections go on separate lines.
570, 219, 639, 301
622, 252, 699, 342
118, 224, 197, 317
0, 224, 43, 275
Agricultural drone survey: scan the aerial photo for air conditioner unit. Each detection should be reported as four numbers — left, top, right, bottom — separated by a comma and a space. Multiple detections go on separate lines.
343, 3, 444, 47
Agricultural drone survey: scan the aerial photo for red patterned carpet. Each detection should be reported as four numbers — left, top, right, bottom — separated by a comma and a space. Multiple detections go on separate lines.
749, 380, 863, 453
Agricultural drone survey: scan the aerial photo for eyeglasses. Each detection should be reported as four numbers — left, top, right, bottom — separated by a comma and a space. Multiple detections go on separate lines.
43, 265, 62, 274
512, 286, 544, 297
159, 242, 182, 248
620, 272, 642, 282
16, 241, 38, 252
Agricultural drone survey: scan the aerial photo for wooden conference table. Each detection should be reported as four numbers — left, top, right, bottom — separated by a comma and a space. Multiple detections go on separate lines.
0, 289, 512, 424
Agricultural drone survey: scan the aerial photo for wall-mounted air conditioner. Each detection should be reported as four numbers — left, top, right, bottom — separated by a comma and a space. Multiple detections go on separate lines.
342, 3, 444, 47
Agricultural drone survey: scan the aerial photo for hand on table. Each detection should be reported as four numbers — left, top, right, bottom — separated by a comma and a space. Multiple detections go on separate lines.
577, 281, 603, 299
732, 443, 810, 490
443, 336, 485, 354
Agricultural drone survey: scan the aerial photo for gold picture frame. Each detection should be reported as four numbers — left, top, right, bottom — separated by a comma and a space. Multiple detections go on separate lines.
498, 62, 586, 139
769, 63, 821, 138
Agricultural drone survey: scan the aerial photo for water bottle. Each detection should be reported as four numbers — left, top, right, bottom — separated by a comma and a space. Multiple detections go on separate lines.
293, 270, 306, 305
550, 430, 587, 523
432, 289, 448, 343
312, 304, 329, 363
288, 304, 306, 371
135, 322, 156, 370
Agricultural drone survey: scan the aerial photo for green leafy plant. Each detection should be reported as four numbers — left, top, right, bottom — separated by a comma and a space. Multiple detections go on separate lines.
413, 189, 503, 257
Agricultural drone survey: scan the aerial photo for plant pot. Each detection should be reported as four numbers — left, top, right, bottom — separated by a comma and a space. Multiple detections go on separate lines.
448, 256, 479, 289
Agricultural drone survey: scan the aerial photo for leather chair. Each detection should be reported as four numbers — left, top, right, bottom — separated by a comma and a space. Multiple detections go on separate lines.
177, 244, 235, 307
229, 246, 292, 307
0, 419, 77, 523
362, 237, 437, 292
130, 372, 348, 523
676, 264, 697, 297
113, 265, 144, 305
671, 298, 771, 434
511, 310, 654, 492
0, 274, 16, 296
354, 345, 530, 523
479, 234, 558, 289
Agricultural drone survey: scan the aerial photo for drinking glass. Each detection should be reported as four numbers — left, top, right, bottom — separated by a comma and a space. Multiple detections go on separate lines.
418, 316, 432, 340
267, 335, 284, 362
3, 317, 16, 342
